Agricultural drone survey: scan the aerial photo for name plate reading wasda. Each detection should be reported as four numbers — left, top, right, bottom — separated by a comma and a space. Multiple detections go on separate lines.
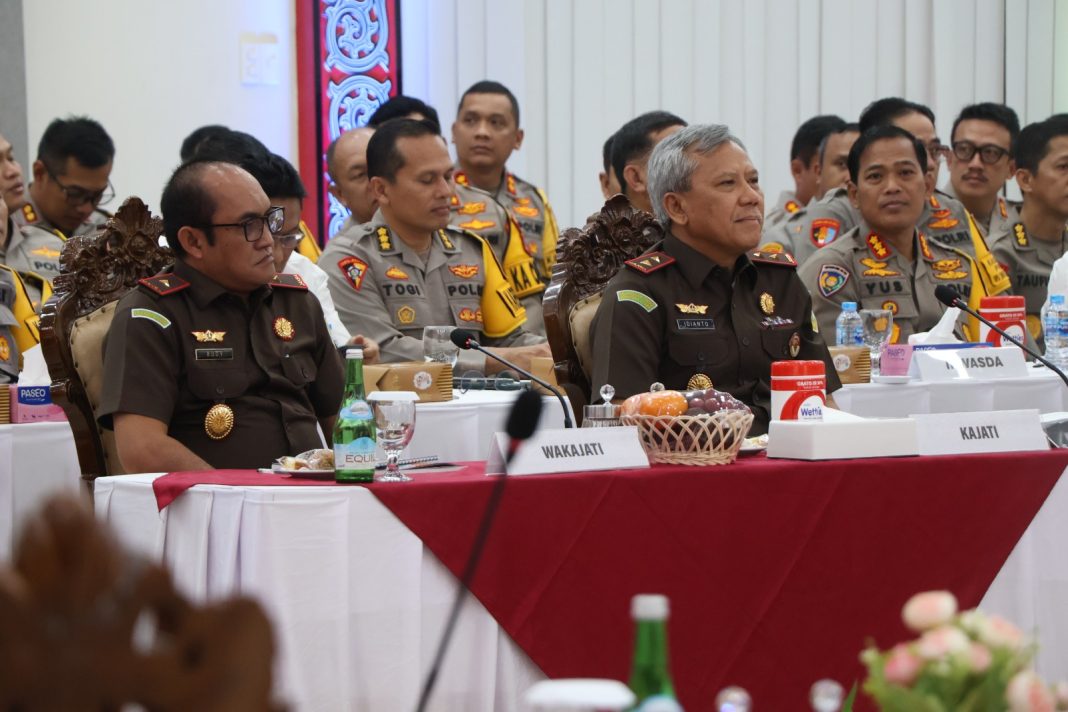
913, 346, 1028, 381
485, 426, 650, 476
912, 409, 1048, 455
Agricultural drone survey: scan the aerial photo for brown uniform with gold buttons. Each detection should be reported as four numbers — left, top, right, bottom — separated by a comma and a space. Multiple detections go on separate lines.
590, 233, 841, 436
97, 260, 344, 469
798, 222, 976, 345
989, 221, 1067, 344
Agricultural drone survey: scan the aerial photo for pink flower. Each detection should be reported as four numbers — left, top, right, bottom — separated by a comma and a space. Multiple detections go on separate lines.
1007, 671, 1055, 712
985, 614, 1027, 651
966, 642, 992, 673
884, 643, 923, 686
903, 591, 958, 632
917, 625, 970, 660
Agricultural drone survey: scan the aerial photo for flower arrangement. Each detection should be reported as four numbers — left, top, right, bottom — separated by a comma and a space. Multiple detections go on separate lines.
857, 591, 1068, 712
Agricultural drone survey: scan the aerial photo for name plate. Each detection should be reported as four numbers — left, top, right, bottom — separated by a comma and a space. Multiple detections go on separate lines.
912, 409, 1048, 455
913, 346, 1027, 381
485, 426, 650, 476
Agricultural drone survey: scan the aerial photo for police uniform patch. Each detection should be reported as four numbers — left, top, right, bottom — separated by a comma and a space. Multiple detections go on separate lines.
866, 233, 891, 260
376, 227, 393, 251
999, 198, 1009, 219
625, 252, 676, 274
881, 300, 899, 315
675, 303, 708, 314
21, 204, 37, 223
457, 307, 482, 323
449, 264, 479, 279
458, 202, 486, 215
785, 200, 801, 214
860, 258, 899, 277
273, 317, 295, 341
397, 306, 416, 324
0, 336, 10, 361
811, 218, 840, 248
934, 269, 969, 280
131, 308, 171, 329
1013, 223, 1028, 247
459, 219, 496, 231
759, 293, 775, 315
139, 275, 190, 296
817, 265, 850, 297
30, 246, 60, 258
338, 257, 368, 291
788, 332, 801, 358
932, 259, 962, 273
513, 204, 540, 218
616, 289, 658, 312
191, 330, 226, 343
917, 234, 934, 261
757, 242, 785, 253
385, 266, 410, 280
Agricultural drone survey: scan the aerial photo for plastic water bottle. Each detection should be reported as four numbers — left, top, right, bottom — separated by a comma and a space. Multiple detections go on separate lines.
1043, 295, 1068, 368
835, 302, 863, 346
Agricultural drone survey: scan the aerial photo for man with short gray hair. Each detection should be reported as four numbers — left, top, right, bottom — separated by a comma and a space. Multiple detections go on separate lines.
590, 124, 840, 435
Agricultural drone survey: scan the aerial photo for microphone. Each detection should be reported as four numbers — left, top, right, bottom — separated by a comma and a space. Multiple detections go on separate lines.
933, 285, 1068, 389
414, 391, 542, 712
450, 328, 574, 428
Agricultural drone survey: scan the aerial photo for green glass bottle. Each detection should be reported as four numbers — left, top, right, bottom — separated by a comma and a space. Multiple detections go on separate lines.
333, 348, 376, 482
628, 594, 677, 706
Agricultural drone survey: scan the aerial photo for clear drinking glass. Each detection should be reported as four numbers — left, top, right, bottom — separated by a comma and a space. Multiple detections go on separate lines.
859, 309, 894, 376
423, 325, 459, 367
368, 392, 418, 482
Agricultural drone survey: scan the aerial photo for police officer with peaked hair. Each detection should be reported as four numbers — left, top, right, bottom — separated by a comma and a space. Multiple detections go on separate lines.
322, 118, 548, 375
98, 160, 344, 472
591, 124, 840, 435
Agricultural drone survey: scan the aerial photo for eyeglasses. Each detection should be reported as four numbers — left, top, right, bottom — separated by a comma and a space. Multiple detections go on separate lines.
273, 227, 305, 249
924, 141, 950, 161
951, 141, 1011, 165
45, 166, 114, 207
206, 206, 285, 242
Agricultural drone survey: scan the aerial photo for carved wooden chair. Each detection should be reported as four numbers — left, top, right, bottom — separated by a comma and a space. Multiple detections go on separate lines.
0, 494, 280, 711
543, 195, 665, 422
39, 198, 173, 484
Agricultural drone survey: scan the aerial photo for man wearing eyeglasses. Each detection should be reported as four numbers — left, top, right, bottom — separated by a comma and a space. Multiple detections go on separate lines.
945, 103, 1020, 236
7, 117, 115, 285
98, 160, 344, 472
990, 116, 1068, 345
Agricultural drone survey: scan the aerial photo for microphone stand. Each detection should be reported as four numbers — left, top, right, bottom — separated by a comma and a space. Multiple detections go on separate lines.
462, 338, 574, 428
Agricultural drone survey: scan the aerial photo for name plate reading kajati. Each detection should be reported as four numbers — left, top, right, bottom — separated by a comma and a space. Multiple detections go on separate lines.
485, 426, 650, 476
912, 409, 1048, 456
913, 346, 1027, 381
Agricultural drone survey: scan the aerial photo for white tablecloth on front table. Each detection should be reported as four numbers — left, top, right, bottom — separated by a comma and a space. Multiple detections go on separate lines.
0, 421, 82, 558
835, 366, 1068, 417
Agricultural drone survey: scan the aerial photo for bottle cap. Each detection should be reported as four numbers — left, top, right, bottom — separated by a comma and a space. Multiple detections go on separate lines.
1053, 295, 1066, 305
980, 295, 1025, 309
346, 347, 364, 359
841, 301, 857, 311
771, 360, 825, 377
631, 593, 669, 620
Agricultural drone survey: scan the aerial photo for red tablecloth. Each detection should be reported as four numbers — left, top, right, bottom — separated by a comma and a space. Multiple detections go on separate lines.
152, 451, 1068, 710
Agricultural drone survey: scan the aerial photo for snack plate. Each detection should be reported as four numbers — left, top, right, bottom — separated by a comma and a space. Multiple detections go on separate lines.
739, 434, 769, 453
267, 467, 334, 480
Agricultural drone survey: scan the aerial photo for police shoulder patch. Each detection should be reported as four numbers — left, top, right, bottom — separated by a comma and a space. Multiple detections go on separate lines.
138, 274, 190, 296
748, 248, 797, 267
269, 273, 309, 290
625, 251, 676, 274
817, 264, 850, 298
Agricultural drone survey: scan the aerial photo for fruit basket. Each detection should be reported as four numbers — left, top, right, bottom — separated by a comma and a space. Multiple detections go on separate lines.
619, 385, 755, 466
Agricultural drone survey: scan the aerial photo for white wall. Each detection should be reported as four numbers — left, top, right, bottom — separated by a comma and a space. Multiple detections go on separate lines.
22, 0, 297, 215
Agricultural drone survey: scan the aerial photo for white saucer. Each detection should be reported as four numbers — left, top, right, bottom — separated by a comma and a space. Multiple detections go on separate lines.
871, 375, 911, 384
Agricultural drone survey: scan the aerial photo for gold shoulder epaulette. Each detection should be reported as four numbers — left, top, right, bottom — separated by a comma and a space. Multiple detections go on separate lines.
138, 274, 190, 296
625, 251, 676, 274
748, 249, 797, 267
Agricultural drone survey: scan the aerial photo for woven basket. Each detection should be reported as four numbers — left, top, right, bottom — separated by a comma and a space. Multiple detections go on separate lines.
620, 410, 755, 465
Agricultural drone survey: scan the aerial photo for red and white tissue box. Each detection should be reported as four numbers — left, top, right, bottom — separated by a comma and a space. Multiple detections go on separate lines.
9, 385, 67, 423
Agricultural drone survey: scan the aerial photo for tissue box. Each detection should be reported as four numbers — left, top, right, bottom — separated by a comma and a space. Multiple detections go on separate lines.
828, 346, 871, 384
9, 385, 67, 423
363, 361, 453, 402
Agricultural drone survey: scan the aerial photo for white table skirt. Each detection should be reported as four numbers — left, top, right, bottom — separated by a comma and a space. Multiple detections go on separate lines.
835, 367, 1068, 417
96, 463, 1068, 711
0, 421, 82, 559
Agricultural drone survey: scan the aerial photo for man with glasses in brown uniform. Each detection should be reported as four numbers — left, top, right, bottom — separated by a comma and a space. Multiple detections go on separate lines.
8, 117, 115, 285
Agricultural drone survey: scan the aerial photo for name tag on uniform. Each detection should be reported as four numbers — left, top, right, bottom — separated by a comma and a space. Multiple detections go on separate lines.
677, 318, 715, 330
195, 348, 234, 361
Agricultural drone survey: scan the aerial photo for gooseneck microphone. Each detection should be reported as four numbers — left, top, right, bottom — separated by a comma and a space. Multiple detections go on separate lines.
933, 285, 1068, 389
450, 328, 574, 428
414, 391, 543, 712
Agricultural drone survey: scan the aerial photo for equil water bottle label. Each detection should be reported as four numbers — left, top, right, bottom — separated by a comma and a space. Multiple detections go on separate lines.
336, 437, 376, 468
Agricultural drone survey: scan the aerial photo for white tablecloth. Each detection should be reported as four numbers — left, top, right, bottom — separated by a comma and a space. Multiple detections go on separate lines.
835, 367, 1068, 417
0, 421, 82, 558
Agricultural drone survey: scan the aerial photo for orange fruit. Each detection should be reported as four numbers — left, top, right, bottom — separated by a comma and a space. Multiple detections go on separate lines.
640, 390, 688, 416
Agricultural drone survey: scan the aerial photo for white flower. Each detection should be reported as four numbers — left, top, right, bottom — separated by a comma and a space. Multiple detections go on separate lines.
902, 591, 958, 632
964, 611, 1027, 651
916, 625, 970, 660
1007, 670, 1055, 712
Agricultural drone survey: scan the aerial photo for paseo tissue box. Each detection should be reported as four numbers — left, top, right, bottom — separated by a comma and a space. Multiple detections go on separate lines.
9, 384, 67, 423
363, 361, 453, 402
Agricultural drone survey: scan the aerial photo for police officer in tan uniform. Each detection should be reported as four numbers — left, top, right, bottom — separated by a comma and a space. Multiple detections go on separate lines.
449, 81, 559, 335
323, 119, 548, 374
592, 124, 840, 435
990, 116, 1068, 343
945, 103, 1021, 237
97, 161, 343, 473
799, 126, 996, 345
765, 115, 847, 229
7, 117, 115, 284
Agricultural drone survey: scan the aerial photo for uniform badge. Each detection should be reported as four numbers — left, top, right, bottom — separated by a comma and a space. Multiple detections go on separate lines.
457, 307, 482, 323
450, 194, 460, 207
866, 233, 891, 259
376, 227, 393, 251
624, 252, 676, 274
917, 233, 934, 261
385, 266, 409, 280
817, 264, 850, 297
131, 308, 171, 329
675, 303, 708, 314
810, 311, 820, 333
273, 317, 295, 341
459, 219, 495, 231
525, 240, 539, 256
438, 230, 456, 251
30, 246, 60, 258
616, 289, 658, 312
397, 306, 416, 324
784, 200, 801, 214
338, 256, 368, 291
191, 330, 226, 343
449, 264, 479, 279
204, 403, 234, 440
860, 258, 900, 277
757, 242, 785, 253
139, 275, 190, 296
21, 204, 38, 223
749, 250, 797, 266
932, 258, 962, 273
928, 216, 960, 230
999, 198, 1008, 219
458, 202, 485, 215
513, 203, 540, 218
0, 336, 9, 361
934, 269, 969, 280
505, 174, 518, 195
881, 300, 899, 314
687, 373, 714, 390
759, 292, 775, 315
788, 332, 801, 358
1013, 223, 1028, 247
270, 273, 308, 290
811, 218, 840, 248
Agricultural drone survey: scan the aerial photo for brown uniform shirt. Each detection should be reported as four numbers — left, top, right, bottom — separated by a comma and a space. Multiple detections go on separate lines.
590, 233, 841, 436
798, 223, 975, 345
98, 260, 344, 469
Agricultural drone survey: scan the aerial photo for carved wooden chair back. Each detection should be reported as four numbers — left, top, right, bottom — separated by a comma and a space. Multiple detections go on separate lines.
39, 197, 172, 484
542, 196, 665, 422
